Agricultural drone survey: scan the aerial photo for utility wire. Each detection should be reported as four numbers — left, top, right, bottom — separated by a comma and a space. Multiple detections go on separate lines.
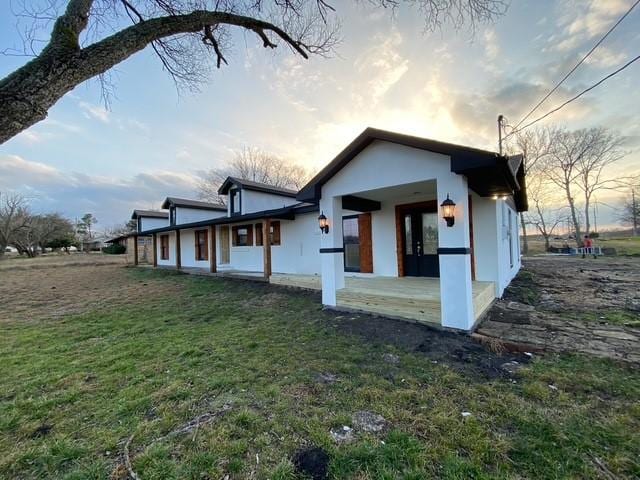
505, 54, 640, 138
511, 0, 640, 132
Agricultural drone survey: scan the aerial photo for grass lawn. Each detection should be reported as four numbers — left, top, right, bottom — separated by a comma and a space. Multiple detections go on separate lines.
1, 265, 639, 479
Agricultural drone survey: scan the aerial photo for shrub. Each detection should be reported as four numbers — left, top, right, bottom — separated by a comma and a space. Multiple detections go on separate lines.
102, 244, 126, 255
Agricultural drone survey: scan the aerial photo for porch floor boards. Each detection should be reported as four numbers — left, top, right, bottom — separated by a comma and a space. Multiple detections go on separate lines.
269, 274, 496, 326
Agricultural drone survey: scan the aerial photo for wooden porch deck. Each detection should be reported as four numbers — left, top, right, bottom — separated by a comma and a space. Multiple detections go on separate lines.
270, 274, 495, 325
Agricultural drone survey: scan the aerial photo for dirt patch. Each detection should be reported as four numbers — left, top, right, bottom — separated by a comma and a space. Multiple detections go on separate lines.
478, 257, 640, 363
329, 312, 529, 379
0, 260, 180, 323
293, 446, 330, 480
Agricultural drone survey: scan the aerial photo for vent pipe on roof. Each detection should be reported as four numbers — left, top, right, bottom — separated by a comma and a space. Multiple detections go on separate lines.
498, 114, 505, 155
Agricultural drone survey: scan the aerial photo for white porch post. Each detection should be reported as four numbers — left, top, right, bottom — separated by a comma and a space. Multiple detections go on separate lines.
437, 174, 475, 330
319, 195, 344, 306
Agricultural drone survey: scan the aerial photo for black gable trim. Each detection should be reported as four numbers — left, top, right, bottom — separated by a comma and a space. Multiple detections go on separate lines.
296, 128, 527, 209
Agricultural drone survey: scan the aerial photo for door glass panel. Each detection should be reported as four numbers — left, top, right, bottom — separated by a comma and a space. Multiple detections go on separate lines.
422, 213, 438, 255
404, 214, 413, 254
343, 217, 360, 271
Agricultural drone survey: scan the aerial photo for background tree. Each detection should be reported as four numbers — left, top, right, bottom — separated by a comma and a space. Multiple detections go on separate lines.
619, 187, 639, 236
14, 213, 76, 257
76, 213, 98, 251
524, 174, 566, 252
197, 146, 311, 202
0, 0, 507, 144
573, 128, 626, 236
542, 127, 590, 247
511, 126, 554, 254
0, 192, 31, 258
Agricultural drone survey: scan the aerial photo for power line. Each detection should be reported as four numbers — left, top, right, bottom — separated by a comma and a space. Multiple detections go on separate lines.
505, 53, 640, 138
511, 0, 640, 132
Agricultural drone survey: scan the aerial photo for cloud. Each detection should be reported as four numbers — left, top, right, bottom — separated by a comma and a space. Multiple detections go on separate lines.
552, 0, 631, 52
0, 154, 200, 227
79, 101, 111, 123
584, 46, 627, 69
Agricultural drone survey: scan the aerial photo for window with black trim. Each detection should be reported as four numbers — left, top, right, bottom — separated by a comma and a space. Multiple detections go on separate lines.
195, 229, 208, 261
232, 225, 253, 246
229, 189, 240, 215
160, 234, 170, 260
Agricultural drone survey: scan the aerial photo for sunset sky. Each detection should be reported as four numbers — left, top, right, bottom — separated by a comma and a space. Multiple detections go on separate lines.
0, 0, 638, 231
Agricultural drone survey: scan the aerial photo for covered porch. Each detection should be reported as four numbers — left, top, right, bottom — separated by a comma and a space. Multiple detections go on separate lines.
271, 274, 495, 325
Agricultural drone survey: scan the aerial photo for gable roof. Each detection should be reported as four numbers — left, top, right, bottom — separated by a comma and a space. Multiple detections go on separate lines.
217, 176, 298, 197
131, 209, 169, 220
297, 127, 527, 211
161, 197, 227, 211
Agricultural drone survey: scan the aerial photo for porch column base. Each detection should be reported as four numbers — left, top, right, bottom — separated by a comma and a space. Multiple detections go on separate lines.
439, 253, 475, 330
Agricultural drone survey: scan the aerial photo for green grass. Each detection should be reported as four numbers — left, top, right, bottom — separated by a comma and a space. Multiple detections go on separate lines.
1, 268, 639, 479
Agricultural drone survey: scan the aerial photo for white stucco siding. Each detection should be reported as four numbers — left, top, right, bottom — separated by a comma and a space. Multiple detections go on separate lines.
472, 194, 521, 297
179, 229, 211, 269
271, 213, 321, 275
471, 193, 500, 289
241, 190, 298, 215
499, 201, 521, 291
156, 231, 176, 266
140, 217, 168, 232
175, 207, 226, 225
322, 141, 451, 198
218, 222, 263, 272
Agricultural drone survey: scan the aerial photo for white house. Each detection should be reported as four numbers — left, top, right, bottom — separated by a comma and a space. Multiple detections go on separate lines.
133, 128, 527, 331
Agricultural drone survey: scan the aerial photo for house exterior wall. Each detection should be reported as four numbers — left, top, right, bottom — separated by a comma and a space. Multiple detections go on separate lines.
156, 231, 176, 266
272, 213, 321, 275
471, 193, 521, 296
175, 207, 226, 225
179, 229, 211, 269
241, 190, 298, 215
322, 141, 450, 198
140, 216, 168, 232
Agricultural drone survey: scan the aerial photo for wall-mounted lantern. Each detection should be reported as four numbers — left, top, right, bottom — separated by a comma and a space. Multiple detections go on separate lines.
318, 211, 329, 234
440, 194, 456, 227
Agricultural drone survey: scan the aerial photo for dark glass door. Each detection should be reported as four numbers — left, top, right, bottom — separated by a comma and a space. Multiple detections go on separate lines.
402, 209, 439, 277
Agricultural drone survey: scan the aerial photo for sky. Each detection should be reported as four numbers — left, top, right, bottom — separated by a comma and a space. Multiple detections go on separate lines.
0, 0, 639, 232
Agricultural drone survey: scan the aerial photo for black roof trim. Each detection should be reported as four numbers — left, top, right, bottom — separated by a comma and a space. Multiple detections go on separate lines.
141, 203, 318, 235
218, 176, 298, 197
296, 127, 527, 211
131, 209, 169, 220
161, 197, 227, 211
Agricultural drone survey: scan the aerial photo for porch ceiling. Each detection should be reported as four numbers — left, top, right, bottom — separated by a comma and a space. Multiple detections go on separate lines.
344, 180, 437, 203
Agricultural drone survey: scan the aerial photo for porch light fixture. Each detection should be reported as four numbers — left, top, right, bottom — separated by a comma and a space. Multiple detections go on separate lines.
440, 194, 456, 227
318, 211, 329, 234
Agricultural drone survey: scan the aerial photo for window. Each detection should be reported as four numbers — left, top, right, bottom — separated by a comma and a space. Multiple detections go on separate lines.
229, 189, 240, 216
270, 222, 281, 246
195, 229, 208, 261
232, 225, 253, 246
170, 207, 176, 226
160, 234, 169, 260
343, 216, 360, 272
255, 223, 263, 246
254, 222, 280, 246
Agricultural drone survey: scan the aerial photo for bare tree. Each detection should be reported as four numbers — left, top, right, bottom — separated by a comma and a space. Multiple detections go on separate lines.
197, 146, 311, 202
573, 128, 626, 236
524, 174, 565, 252
619, 187, 639, 236
0, 192, 31, 258
542, 127, 592, 247
510, 126, 554, 254
13, 213, 75, 257
0, 0, 507, 144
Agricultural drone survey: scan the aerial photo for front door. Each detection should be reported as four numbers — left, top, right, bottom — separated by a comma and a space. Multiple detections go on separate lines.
402, 208, 439, 277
